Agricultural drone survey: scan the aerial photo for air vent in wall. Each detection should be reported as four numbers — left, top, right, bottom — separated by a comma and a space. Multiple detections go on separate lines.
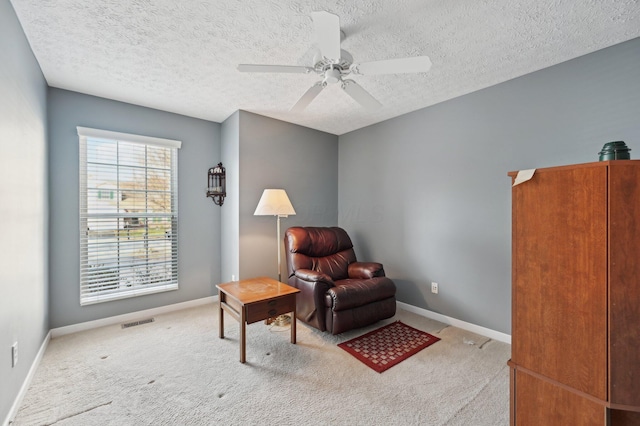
121, 318, 155, 329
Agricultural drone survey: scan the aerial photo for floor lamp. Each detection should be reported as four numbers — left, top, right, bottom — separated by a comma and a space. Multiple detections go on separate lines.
254, 189, 296, 325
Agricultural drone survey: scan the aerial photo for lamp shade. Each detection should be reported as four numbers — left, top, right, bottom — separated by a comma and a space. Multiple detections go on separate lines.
254, 189, 296, 216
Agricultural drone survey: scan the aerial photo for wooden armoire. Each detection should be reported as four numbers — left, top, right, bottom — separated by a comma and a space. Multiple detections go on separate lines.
509, 161, 640, 425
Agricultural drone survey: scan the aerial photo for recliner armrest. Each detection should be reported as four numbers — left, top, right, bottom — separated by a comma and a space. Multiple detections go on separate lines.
290, 269, 335, 331
348, 262, 385, 279
294, 269, 335, 286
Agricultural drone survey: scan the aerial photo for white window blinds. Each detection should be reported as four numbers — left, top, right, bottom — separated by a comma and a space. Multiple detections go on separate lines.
78, 127, 181, 305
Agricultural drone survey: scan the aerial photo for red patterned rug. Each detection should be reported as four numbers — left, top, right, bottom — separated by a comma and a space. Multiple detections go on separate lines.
338, 321, 440, 373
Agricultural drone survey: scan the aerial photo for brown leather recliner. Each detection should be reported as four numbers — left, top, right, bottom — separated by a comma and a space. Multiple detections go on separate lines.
284, 226, 396, 335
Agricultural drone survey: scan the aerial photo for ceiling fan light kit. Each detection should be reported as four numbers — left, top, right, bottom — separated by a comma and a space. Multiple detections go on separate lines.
237, 11, 431, 112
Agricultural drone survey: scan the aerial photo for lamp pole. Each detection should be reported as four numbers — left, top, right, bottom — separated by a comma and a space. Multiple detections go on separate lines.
277, 214, 282, 282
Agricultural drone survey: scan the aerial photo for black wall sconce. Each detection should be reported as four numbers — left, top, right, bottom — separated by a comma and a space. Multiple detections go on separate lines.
207, 162, 226, 206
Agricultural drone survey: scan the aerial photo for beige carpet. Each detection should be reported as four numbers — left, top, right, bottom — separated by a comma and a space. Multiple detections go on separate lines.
13, 305, 511, 425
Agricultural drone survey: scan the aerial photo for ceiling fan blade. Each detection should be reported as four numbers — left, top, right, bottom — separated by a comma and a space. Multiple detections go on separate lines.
341, 80, 381, 110
311, 11, 341, 62
352, 56, 432, 75
237, 64, 312, 74
290, 82, 325, 112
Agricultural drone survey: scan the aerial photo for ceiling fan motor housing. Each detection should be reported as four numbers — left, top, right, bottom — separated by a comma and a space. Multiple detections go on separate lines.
313, 49, 353, 72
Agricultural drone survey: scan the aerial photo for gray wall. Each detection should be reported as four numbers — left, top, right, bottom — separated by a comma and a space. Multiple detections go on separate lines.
48, 88, 221, 328
0, 0, 49, 422
339, 37, 640, 334
221, 111, 240, 282
234, 111, 339, 282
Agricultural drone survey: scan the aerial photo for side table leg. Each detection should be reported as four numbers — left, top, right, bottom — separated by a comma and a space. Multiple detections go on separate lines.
219, 292, 224, 339
240, 307, 246, 363
291, 302, 297, 344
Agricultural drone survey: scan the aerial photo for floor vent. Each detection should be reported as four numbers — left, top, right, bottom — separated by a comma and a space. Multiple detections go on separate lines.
121, 318, 155, 329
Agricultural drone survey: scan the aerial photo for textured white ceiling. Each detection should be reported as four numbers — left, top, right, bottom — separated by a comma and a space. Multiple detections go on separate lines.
10, 0, 640, 135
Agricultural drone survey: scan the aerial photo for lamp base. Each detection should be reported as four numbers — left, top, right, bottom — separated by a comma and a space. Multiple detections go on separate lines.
267, 314, 291, 327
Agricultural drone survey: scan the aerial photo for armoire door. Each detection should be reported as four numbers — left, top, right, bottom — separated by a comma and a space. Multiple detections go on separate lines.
512, 164, 608, 400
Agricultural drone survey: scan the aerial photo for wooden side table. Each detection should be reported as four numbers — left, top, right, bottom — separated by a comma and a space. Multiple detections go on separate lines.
216, 277, 300, 363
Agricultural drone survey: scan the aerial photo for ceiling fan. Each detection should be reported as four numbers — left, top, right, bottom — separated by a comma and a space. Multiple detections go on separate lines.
237, 11, 432, 112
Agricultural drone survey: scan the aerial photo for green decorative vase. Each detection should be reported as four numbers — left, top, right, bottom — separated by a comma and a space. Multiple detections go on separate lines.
598, 141, 631, 161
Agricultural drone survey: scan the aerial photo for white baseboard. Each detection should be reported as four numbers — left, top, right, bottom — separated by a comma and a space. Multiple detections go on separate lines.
4, 330, 52, 426
397, 301, 511, 344
51, 296, 218, 338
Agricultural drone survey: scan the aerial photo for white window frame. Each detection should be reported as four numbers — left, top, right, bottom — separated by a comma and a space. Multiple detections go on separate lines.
78, 127, 182, 305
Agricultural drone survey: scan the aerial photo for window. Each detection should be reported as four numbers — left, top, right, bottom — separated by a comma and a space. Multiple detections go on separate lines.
78, 127, 181, 305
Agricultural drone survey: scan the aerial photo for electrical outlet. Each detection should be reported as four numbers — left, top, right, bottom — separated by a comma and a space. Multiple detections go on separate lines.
231, 274, 236, 281
431, 282, 438, 294
11, 342, 18, 367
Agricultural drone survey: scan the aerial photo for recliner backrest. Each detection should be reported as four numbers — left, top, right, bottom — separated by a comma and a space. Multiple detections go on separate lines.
285, 227, 357, 281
